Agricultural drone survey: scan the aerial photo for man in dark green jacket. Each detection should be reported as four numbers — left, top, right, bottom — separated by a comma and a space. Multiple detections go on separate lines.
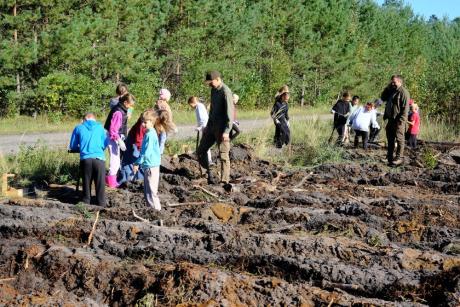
197, 70, 233, 185
381, 75, 410, 166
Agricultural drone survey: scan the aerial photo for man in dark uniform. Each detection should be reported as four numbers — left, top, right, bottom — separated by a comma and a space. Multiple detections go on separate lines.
197, 71, 233, 185
381, 75, 410, 166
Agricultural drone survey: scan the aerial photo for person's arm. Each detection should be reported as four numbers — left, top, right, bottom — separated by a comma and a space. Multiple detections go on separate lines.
285, 104, 289, 121
101, 126, 109, 149
109, 111, 122, 140
331, 101, 338, 113
135, 133, 149, 167
69, 127, 80, 152
223, 89, 233, 136
371, 111, 380, 129
348, 108, 358, 126
397, 90, 410, 123
197, 104, 208, 128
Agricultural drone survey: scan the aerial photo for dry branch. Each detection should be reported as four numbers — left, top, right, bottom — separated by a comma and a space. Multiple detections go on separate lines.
168, 201, 206, 207
132, 209, 149, 223
86, 210, 100, 247
193, 185, 219, 199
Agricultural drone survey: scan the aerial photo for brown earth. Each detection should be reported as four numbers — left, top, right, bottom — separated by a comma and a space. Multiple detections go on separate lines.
0, 143, 459, 306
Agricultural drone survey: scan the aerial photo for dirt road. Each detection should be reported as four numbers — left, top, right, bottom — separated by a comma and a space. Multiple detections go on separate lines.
0, 114, 329, 154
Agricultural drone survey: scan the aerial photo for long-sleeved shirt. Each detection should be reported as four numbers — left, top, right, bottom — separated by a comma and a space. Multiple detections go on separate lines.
208, 82, 233, 134
135, 128, 161, 169
347, 103, 359, 124
195, 102, 209, 128
408, 111, 420, 134
69, 119, 108, 160
270, 100, 289, 122
332, 100, 351, 126
127, 115, 147, 150
348, 106, 380, 132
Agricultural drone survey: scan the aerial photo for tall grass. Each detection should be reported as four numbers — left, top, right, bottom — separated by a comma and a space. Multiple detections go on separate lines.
0, 144, 80, 186
236, 116, 346, 168
418, 116, 459, 143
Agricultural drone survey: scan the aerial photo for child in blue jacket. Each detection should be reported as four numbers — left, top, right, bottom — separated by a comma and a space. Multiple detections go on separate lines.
69, 113, 108, 206
133, 109, 173, 210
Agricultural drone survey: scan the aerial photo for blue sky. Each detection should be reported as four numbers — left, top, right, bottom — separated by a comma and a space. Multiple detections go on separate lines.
375, 0, 460, 20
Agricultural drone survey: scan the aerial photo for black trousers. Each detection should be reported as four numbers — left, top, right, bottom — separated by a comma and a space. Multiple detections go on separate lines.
80, 158, 106, 206
369, 127, 380, 142
386, 121, 406, 162
354, 130, 369, 149
335, 124, 346, 145
274, 120, 290, 148
408, 134, 417, 149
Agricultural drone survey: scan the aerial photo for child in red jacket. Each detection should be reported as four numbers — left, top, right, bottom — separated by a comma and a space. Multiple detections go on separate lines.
407, 103, 420, 149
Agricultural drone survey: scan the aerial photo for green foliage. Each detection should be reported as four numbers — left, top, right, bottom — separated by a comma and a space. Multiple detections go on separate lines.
6, 144, 80, 185
0, 1, 459, 123
75, 202, 94, 219
135, 293, 157, 307
421, 147, 438, 169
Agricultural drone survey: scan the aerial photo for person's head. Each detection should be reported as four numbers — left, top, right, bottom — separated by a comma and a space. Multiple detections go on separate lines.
352, 95, 360, 105
141, 109, 157, 129
411, 103, 419, 112
187, 96, 199, 108
116, 83, 128, 96
374, 98, 383, 108
233, 93, 239, 105
391, 75, 403, 89
276, 85, 290, 102
119, 93, 135, 109
84, 112, 96, 121
205, 70, 222, 88
342, 92, 351, 101
155, 109, 176, 134
365, 101, 374, 111
159, 88, 171, 102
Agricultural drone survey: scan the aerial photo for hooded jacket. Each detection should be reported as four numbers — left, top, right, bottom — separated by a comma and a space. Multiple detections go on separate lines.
69, 119, 108, 160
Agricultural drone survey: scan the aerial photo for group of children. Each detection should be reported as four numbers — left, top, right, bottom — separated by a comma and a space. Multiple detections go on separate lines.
70, 82, 242, 209
331, 92, 421, 149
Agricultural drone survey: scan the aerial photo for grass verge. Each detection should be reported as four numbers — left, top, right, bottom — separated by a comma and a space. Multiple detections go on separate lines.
0, 105, 329, 135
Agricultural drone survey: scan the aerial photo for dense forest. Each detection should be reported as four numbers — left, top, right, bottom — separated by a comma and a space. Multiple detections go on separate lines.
0, 0, 459, 122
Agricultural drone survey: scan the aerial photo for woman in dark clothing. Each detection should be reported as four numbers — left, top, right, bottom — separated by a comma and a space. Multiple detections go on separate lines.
271, 85, 291, 148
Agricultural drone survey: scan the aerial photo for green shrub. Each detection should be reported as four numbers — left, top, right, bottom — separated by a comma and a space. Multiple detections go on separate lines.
421, 147, 438, 169
9, 144, 80, 185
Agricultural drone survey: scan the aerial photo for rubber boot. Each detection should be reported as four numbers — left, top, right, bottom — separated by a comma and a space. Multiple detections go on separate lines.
106, 175, 118, 188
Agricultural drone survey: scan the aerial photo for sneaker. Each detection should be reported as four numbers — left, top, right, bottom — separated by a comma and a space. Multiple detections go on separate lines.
392, 158, 403, 166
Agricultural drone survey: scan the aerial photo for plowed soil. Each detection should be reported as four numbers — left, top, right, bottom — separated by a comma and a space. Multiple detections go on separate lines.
1, 143, 459, 306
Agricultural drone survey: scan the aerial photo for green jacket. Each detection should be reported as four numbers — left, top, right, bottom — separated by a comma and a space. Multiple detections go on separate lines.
208, 82, 233, 134
382, 85, 410, 123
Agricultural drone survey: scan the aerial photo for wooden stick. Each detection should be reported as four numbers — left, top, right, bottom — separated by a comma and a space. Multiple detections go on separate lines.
0, 277, 16, 282
132, 209, 149, 223
294, 172, 314, 188
86, 210, 100, 246
193, 185, 219, 199
168, 201, 206, 207
327, 298, 334, 307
